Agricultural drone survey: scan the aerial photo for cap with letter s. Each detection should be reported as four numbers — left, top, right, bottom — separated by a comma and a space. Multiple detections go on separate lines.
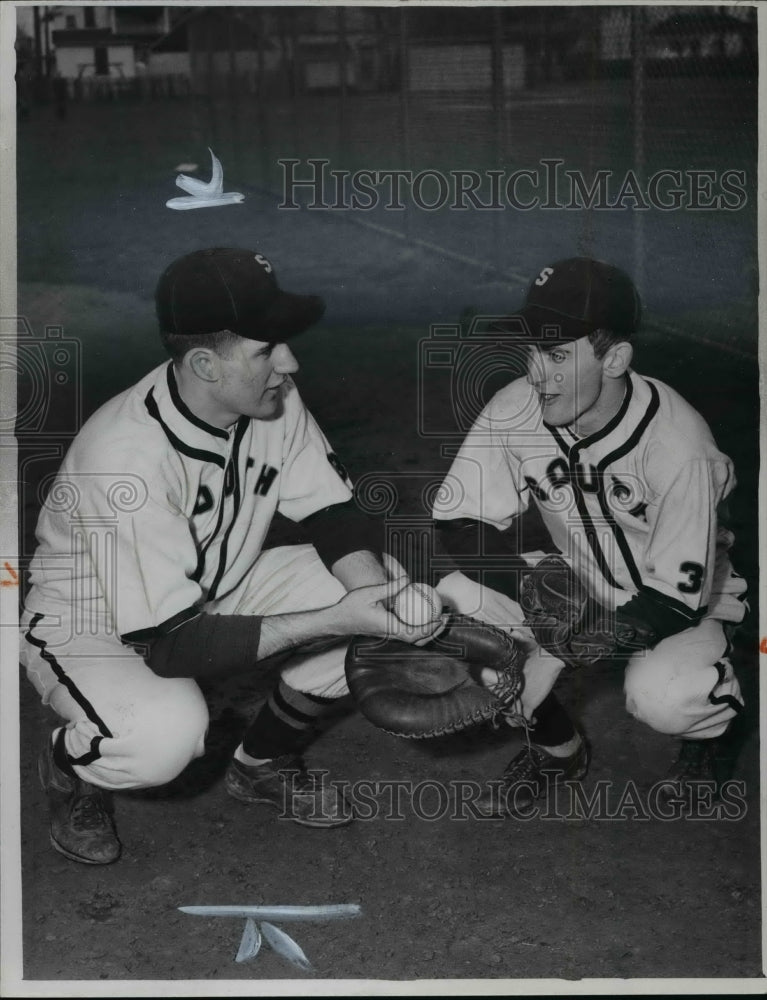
155, 247, 326, 342
510, 257, 642, 344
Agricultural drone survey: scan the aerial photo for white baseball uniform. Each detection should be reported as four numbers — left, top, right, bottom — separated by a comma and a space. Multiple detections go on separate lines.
433, 369, 747, 739
20, 362, 356, 790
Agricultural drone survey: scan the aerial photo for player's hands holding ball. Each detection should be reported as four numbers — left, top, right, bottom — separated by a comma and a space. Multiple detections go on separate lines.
334, 578, 447, 645
390, 581, 447, 644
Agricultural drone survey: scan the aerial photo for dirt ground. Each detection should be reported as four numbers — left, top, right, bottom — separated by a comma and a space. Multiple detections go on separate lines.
9, 70, 763, 993
13, 288, 763, 990
17, 609, 762, 984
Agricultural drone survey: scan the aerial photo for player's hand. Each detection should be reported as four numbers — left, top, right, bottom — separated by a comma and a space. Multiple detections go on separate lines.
333, 578, 447, 645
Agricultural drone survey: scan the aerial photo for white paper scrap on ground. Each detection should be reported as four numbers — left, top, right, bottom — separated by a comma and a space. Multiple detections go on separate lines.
235, 918, 262, 964
179, 903, 361, 966
179, 903, 361, 921
166, 148, 244, 210
260, 921, 313, 971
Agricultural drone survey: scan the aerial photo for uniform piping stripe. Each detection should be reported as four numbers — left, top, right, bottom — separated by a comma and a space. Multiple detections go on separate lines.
207, 417, 249, 601
543, 381, 658, 594
570, 375, 634, 458
193, 482, 229, 583
166, 364, 229, 439
24, 614, 113, 739
144, 389, 226, 468
594, 382, 707, 622
121, 605, 202, 646
709, 660, 744, 714
69, 735, 105, 766
573, 381, 660, 594
567, 476, 623, 590
542, 375, 634, 456
595, 382, 660, 472
595, 482, 645, 591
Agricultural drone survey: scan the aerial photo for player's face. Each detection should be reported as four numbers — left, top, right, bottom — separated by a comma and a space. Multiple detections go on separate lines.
216, 338, 299, 422
526, 337, 609, 431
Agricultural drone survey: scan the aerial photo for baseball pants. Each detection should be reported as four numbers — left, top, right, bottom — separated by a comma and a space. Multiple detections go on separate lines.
20, 544, 351, 792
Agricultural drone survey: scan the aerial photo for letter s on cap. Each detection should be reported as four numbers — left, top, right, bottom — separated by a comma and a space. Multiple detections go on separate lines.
535, 266, 554, 286
254, 253, 273, 273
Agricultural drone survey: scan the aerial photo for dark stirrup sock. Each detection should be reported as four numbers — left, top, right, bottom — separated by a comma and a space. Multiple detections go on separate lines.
241, 679, 339, 759
529, 692, 578, 748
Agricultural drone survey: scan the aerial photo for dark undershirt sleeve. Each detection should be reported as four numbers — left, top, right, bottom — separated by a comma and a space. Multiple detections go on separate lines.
300, 499, 385, 571
135, 612, 264, 679
433, 517, 533, 602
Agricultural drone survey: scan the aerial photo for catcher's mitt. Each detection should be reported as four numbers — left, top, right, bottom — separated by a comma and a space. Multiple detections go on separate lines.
345, 615, 526, 739
519, 555, 656, 666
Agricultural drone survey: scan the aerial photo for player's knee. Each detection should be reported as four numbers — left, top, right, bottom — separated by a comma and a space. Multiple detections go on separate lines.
624, 673, 689, 736
125, 681, 209, 787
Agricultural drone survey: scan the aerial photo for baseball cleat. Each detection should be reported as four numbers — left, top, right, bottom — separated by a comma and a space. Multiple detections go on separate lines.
654, 738, 729, 813
474, 739, 590, 818
225, 754, 354, 828
38, 735, 121, 865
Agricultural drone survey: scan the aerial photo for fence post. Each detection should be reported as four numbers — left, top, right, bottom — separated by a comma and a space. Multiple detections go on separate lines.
631, 6, 646, 296
338, 6, 348, 161
491, 8, 504, 274
399, 7, 411, 239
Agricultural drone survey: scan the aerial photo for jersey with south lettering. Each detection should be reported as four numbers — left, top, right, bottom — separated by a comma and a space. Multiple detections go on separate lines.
24, 362, 352, 646
434, 369, 745, 626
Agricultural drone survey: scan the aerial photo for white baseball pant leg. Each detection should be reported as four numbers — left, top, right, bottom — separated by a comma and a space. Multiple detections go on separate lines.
20, 544, 350, 791
20, 608, 209, 792
623, 617, 743, 739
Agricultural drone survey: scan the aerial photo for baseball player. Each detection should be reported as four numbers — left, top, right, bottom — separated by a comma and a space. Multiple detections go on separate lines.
20, 247, 443, 865
433, 257, 747, 816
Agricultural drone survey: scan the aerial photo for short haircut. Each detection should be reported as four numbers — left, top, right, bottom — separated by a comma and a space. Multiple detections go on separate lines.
587, 328, 632, 360
159, 328, 242, 363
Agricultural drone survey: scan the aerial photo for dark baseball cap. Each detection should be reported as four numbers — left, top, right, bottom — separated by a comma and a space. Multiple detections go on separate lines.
507, 257, 642, 344
155, 247, 326, 342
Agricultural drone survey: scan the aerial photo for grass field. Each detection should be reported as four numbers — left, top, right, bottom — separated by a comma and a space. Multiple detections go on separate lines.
13, 71, 762, 987
17, 75, 760, 595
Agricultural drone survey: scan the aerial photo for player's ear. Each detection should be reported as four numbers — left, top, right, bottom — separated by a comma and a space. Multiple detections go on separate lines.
602, 341, 632, 379
185, 348, 220, 383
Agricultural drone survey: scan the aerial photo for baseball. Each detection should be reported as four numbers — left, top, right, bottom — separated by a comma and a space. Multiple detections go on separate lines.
392, 582, 443, 627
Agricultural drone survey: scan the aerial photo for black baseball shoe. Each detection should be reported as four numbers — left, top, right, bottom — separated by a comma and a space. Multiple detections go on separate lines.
38, 735, 121, 865
225, 754, 354, 828
654, 738, 730, 814
474, 740, 590, 818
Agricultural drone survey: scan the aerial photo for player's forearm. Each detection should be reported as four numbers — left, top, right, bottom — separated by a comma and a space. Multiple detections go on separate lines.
256, 605, 355, 659
330, 549, 390, 591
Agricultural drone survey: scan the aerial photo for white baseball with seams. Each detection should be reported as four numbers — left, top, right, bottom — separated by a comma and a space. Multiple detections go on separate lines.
392, 582, 443, 627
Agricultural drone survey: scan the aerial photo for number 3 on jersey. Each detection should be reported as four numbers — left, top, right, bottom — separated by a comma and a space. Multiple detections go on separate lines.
677, 561, 704, 594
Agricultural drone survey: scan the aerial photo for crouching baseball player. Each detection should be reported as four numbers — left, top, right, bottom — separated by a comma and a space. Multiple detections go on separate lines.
432, 257, 748, 817
20, 247, 442, 865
